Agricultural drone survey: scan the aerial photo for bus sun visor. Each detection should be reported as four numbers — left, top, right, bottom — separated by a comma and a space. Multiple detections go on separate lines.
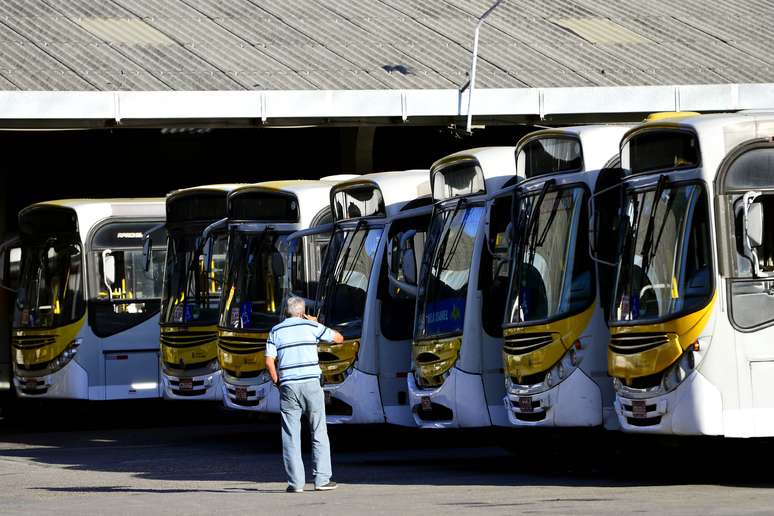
167, 191, 228, 225
432, 160, 485, 201
227, 188, 300, 223
331, 183, 385, 221
516, 136, 583, 179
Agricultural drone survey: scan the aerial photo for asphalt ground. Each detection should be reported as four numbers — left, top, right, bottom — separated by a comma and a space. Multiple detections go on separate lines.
0, 398, 773, 515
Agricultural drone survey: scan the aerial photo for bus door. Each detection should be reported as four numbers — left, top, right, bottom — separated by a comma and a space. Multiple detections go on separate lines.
720, 142, 774, 422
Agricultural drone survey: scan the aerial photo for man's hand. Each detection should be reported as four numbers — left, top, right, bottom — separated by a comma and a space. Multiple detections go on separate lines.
265, 356, 279, 386
302, 313, 318, 323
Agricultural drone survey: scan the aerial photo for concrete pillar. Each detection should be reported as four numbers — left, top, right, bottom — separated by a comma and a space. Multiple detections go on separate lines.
340, 127, 375, 174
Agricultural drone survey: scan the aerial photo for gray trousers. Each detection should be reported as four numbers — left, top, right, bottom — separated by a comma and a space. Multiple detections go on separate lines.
279, 379, 332, 489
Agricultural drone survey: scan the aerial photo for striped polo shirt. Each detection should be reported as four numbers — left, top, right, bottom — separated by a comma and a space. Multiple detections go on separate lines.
265, 317, 334, 385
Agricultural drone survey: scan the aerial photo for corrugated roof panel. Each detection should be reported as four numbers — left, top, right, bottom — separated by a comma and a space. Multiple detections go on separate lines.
0, 74, 18, 89
599, 43, 728, 85
75, 18, 176, 45
551, 18, 653, 45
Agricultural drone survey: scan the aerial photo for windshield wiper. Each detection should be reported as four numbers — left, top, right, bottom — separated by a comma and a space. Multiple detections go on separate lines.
638, 175, 669, 283
318, 220, 365, 319
520, 180, 554, 265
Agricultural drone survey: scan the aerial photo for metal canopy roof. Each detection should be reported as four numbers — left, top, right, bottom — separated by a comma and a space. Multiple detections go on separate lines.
0, 0, 773, 125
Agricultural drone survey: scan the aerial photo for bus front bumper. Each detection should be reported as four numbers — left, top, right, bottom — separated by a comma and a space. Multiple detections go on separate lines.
162, 370, 223, 401
407, 367, 490, 428
614, 370, 723, 435
13, 359, 89, 399
222, 375, 279, 413
501, 368, 602, 428
323, 368, 384, 424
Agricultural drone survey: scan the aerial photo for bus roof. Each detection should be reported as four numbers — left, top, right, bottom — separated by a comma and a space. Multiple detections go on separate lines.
330, 170, 430, 218
516, 125, 632, 172
623, 112, 774, 178
20, 198, 166, 238
166, 184, 245, 201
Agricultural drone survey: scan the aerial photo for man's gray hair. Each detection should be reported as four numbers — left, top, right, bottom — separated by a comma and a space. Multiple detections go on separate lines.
286, 296, 306, 317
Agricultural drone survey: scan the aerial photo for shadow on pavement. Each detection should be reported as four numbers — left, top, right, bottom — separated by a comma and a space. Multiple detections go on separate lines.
1, 399, 774, 491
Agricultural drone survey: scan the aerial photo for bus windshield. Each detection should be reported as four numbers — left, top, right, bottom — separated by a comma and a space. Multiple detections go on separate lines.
415, 203, 484, 339
14, 235, 84, 329
219, 230, 288, 331
161, 230, 227, 325
612, 182, 712, 323
317, 224, 382, 338
506, 186, 593, 325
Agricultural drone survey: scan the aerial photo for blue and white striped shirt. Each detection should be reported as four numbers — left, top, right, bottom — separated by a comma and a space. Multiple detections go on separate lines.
265, 317, 335, 385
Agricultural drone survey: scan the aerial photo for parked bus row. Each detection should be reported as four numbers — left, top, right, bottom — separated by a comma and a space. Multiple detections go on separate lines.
4, 111, 774, 438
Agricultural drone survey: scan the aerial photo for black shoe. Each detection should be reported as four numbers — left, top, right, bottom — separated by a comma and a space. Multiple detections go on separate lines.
286, 486, 303, 493
315, 481, 337, 491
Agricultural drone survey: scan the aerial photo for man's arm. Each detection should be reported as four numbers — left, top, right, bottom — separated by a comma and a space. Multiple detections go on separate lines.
265, 356, 279, 385
304, 313, 344, 343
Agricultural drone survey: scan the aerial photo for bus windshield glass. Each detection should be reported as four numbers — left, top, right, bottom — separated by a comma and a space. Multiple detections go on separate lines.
415, 203, 484, 339
14, 235, 84, 329
219, 230, 288, 331
506, 186, 593, 325
161, 230, 227, 325
612, 182, 712, 323
317, 224, 382, 338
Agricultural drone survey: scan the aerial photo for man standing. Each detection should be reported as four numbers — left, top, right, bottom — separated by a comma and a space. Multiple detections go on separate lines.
265, 296, 344, 493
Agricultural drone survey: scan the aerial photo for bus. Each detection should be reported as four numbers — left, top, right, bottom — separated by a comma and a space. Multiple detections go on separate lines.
496, 125, 629, 429
0, 239, 21, 401
217, 180, 343, 412
606, 112, 774, 436
288, 171, 431, 425
12, 199, 167, 399
408, 148, 516, 428
157, 185, 239, 400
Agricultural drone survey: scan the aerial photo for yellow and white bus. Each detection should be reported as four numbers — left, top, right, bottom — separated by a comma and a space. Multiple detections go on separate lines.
408, 148, 516, 428
607, 112, 774, 436
289, 171, 431, 425
12, 199, 167, 399
496, 126, 629, 429
157, 185, 239, 400
217, 180, 341, 412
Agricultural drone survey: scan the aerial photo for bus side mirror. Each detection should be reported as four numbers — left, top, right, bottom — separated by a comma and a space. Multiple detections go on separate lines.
747, 201, 764, 248
387, 230, 418, 299
202, 237, 214, 275
272, 252, 285, 278
143, 235, 152, 272
102, 249, 115, 298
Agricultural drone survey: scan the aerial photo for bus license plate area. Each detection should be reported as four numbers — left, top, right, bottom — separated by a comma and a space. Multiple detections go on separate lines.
25, 379, 37, 390
421, 396, 432, 411
179, 378, 193, 391
235, 386, 248, 402
632, 399, 647, 418
518, 396, 533, 413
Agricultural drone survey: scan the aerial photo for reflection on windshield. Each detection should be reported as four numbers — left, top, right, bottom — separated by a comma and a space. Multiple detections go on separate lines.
415, 205, 484, 338
14, 237, 84, 329
506, 187, 592, 325
317, 225, 382, 337
612, 184, 712, 322
219, 231, 288, 331
161, 231, 227, 325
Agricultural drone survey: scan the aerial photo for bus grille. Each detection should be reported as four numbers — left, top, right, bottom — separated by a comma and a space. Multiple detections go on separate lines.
12, 335, 57, 350
609, 333, 670, 355
503, 333, 553, 356
218, 335, 266, 354
160, 330, 217, 349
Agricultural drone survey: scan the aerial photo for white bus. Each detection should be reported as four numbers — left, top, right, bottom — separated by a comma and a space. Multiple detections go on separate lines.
217, 180, 342, 412
607, 112, 774, 437
408, 148, 517, 428
496, 126, 629, 429
157, 185, 239, 400
288, 171, 431, 425
12, 199, 167, 399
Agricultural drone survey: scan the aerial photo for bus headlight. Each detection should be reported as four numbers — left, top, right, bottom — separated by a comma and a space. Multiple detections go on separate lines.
661, 350, 695, 393
48, 338, 82, 372
544, 347, 579, 389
